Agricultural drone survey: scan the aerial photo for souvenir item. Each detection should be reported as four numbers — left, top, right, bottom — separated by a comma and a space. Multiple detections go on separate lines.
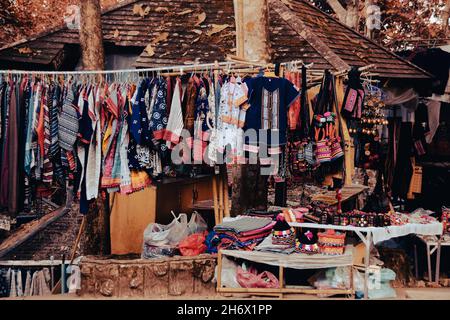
442, 207, 450, 234
296, 229, 319, 254
318, 229, 346, 255
272, 214, 296, 246
341, 67, 365, 119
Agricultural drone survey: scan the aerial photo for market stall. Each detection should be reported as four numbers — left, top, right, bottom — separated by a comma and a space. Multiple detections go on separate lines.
0, 54, 444, 299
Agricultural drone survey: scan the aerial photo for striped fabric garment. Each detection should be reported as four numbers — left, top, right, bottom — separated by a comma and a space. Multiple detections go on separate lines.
42, 85, 53, 184
58, 84, 78, 151
49, 85, 60, 158
50, 85, 64, 183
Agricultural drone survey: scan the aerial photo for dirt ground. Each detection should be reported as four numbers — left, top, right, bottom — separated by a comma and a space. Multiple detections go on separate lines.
3, 287, 450, 300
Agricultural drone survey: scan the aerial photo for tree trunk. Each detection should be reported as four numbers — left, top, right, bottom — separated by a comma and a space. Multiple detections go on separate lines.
443, 0, 450, 37
326, 0, 360, 30
326, 0, 348, 23
82, 194, 111, 256
364, 0, 377, 39
231, 0, 270, 215
78, 0, 109, 255
234, 0, 271, 63
345, 0, 360, 30
79, 0, 105, 70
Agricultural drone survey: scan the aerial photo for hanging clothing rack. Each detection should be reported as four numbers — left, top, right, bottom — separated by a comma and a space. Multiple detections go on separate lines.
0, 60, 261, 76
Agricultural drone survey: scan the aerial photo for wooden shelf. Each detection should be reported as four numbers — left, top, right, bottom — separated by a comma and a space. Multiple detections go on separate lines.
216, 249, 354, 298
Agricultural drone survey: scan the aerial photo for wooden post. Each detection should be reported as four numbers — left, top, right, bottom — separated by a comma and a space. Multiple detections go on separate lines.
279, 265, 284, 299
223, 171, 230, 218
219, 174, 224, 224
212, 176, 219, 225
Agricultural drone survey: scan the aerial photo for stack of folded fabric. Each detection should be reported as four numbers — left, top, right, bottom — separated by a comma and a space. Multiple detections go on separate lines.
255, 234, 296, 254
272, 214, 296, 246
245, 209, 281, 220
213, 216, 276, 250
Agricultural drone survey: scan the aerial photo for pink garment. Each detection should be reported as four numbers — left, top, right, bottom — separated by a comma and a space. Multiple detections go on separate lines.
239, 221, 276, 237
218, 230, 272, 243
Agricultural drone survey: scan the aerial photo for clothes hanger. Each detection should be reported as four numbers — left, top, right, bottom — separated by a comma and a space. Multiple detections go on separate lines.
263, 64, 276, 78
229, 70, 236, 84
236, 71, 242, 84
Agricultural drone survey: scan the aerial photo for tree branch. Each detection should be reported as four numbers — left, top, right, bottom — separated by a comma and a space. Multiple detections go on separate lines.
326, 0, 347, 22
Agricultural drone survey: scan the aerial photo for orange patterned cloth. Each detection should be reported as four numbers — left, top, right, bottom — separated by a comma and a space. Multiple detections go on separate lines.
285, 71, 301, 130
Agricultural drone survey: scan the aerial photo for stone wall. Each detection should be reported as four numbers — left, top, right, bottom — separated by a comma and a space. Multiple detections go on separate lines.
78, 254, 217, 298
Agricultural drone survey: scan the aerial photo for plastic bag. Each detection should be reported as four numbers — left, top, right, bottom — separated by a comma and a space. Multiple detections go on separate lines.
179, 232, 207, 256
142, 212, 189, 249
187, 211, 208, 235
312, 267, 352, 290
214, 256, 241, 288
236, 266, 279, 289
142, 244, 179, 259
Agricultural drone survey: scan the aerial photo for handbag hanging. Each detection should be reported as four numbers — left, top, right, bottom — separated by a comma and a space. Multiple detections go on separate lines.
288, 140, 307, 177
315, 125, 331, 163
330, 122, 344, 161
408, 158, 423, 196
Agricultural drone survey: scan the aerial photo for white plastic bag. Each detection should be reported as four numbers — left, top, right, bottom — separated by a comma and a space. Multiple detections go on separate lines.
213, 256, 241, 288
187, 211, 208, 235
143, 211, 189, 247
167, 212, 190, 245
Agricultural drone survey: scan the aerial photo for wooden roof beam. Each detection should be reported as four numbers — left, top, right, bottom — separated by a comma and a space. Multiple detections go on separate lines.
270, 0, 350, 72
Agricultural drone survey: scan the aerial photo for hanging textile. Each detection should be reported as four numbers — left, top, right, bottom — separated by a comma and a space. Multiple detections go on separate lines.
216, 78, 249, 163
0, 65, 306, 215
341, 67, 364, 119
285, 70, 301, 130
243, 76, 300, 153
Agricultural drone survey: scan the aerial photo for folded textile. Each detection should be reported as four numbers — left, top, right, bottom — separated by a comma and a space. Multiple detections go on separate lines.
218, 230, 273, 243
255, 235, 296, 254
214, 217, 273, 234
235, 221, 276, 237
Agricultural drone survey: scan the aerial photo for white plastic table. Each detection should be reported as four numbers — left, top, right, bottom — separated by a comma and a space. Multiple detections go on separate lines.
415, 235, 450, 284
289, 221, 443, 299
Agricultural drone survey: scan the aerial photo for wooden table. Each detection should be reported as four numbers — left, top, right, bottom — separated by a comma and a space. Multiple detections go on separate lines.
311, 184, 369, 207
216, 247, 354, 298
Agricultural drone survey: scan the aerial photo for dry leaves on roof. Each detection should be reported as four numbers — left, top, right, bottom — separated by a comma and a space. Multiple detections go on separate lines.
128, 30, 140, 36
132, 4, 150, 17
151, 32, 169, 45
113, 29, 119, 38
145, 44, 155, 57
205, 24, 230, 37
177, 9, 193, 16
195, 12, 206, 26
155, 7, 169, 13
18, 47, 33, 54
